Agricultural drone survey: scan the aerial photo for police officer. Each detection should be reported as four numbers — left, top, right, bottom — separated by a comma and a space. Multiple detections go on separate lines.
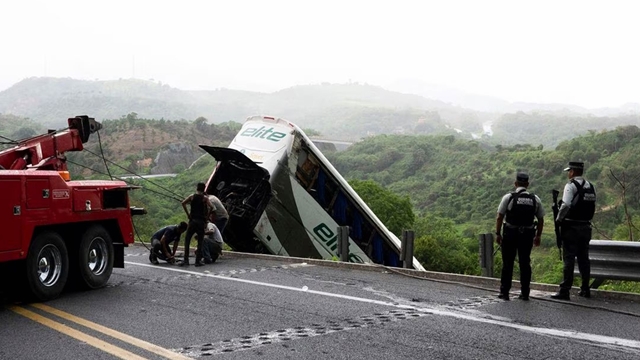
551, 161, 596, 300
495, 172, 545, 301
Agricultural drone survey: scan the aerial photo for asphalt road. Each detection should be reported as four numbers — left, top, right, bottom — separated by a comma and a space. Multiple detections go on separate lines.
2, 245, 640, 359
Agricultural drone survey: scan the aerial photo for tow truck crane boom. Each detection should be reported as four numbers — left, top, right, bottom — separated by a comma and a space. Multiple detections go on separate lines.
0, 115, 101, 171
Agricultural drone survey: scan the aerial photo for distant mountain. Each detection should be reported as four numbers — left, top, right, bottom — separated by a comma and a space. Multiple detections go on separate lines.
386, 78, 638, 117
0, 77, 487, 141
1, 77, 638, 147
0, 77, 202, 126
386, 78, 511, 112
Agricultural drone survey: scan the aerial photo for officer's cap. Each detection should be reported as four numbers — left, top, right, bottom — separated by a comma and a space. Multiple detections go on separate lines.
563, 161, 584, 172
516, 172, 529, 182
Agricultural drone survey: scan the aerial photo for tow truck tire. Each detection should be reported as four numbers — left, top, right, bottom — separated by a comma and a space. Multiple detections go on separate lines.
26, 232, 69, 302
77, 225, 114, 289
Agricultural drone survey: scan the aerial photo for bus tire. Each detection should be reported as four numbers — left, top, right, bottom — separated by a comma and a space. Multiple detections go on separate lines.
26, 232, 69, 301
77, 225, 114, 289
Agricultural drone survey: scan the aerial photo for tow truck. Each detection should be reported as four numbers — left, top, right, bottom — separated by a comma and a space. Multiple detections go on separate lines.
0, 115, 144, 301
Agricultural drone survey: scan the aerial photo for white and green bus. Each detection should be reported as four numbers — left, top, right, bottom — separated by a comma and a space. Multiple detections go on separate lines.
201, 115, 425, 271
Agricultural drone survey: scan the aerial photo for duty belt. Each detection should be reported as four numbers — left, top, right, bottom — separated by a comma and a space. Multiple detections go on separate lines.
504, 223, 535, 233
562, 219, 591, 225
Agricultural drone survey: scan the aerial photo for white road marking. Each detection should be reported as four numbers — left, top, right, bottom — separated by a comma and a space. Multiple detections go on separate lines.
125, 261, 640, 354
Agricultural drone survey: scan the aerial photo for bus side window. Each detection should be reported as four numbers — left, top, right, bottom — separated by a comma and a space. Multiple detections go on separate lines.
296, 153, 319, 190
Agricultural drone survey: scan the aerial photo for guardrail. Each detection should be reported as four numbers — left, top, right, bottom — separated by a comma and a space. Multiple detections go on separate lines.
478, 233, 495, 277
477, 236, 640, 289
581, 240, 640, 289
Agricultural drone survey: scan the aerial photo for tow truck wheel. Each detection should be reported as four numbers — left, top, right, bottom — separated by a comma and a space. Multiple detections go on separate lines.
77, 225, 114, 289
26, 232, 69, 301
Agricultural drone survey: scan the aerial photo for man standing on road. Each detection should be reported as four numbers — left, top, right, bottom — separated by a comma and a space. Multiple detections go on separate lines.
551, 161, 597, 301
495, 172, 545, 301
181, 182, 212, 267
149, 222, 188, 264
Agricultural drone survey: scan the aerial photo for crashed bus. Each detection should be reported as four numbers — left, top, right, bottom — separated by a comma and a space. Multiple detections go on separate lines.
201, 115, 425, 271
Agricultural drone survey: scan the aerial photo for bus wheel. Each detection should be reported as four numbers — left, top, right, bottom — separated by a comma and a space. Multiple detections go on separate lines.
78, 225, 114, 289
26, 232, 69, 301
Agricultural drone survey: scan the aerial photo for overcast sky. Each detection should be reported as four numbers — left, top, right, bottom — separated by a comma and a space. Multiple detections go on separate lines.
1, 0, 638, 108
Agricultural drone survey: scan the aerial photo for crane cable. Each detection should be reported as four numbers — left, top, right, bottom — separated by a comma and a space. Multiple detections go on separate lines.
64, 159, 181, 203
64, 158, 177, 252
90, 129, 189, 251
95, 130, 113, 180
83, 146, 184, 202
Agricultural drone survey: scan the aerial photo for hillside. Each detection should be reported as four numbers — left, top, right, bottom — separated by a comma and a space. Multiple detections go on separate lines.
0, 113, 239, 176
0, 78, 491, 142
2, 77, 640, 148
328, 125, 640, 240
109, 124, 640, 291
387, 78, 640, 116
0, 114, 45, 150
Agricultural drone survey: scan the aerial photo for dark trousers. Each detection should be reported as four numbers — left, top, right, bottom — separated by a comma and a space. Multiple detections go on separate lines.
150, 238, 166, 261
500, 227, 534, 295
202, 239, 222, 263
184, 219, 205, 262
214, 217, 228, 234
559, 224, 592, 292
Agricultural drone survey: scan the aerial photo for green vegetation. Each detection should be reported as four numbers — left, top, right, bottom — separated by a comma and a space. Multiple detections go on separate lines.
329, 126, 640, 239
3, 74, 640, 296
348, 179, 415, 236
326, 126, 640, 293
0, 114, 45, 151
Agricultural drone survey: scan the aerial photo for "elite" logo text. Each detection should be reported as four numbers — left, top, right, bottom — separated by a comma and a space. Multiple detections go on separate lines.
240, 126, 287, 142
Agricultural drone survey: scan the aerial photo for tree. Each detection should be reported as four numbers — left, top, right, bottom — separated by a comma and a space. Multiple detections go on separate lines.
412, 213, 479, 275
194, 117, 208, 131
349, 179, 415, 236
11, 127, 37, 140
608, 169, 640, 241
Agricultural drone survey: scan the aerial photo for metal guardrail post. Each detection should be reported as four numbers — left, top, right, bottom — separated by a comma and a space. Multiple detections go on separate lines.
402, 230, 414, 269
478, 233, 494, 277
337, 226, 350, 262
400, 232, 407, 262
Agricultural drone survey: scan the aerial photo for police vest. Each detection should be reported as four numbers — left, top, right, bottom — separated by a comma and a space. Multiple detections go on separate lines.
505, 189, 536, 227
566, 179, 596, 221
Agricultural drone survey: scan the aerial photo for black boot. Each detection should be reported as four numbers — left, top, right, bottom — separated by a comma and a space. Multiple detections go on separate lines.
195, 251, 204, 267
551, 291, 570, 300
180, 258, 190, 267
498, 292, 510, 301
518, 293, 529, 301
149, 251, 159, 265
578, 289, 591, 298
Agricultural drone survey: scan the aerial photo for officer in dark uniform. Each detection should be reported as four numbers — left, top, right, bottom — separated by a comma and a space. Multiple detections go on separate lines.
551, 161, 596, 300
495, 172, 545, 301
181, 182, 212, 267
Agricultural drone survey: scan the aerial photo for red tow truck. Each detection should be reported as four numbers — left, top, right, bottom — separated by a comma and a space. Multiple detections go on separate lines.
0, 116, 144, 301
